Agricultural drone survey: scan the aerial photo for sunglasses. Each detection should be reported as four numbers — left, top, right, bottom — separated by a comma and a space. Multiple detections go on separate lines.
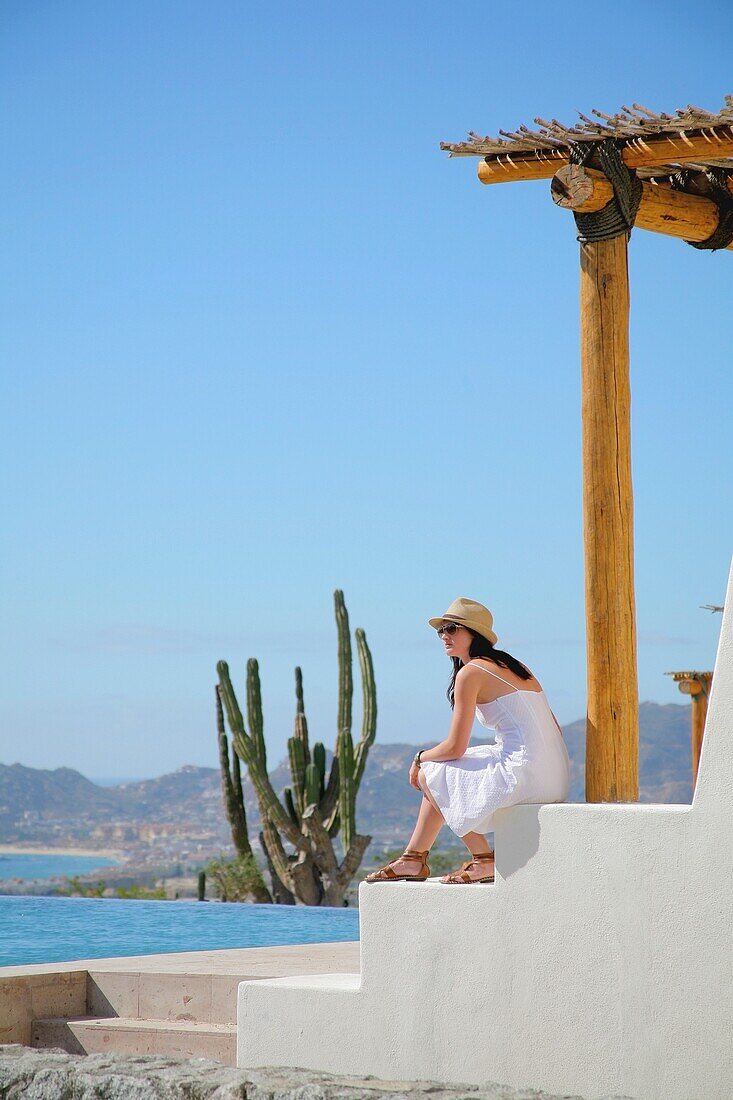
437, 622, 463, 637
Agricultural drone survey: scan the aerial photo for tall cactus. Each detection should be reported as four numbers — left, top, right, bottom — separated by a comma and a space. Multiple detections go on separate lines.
215, 590, 377, 906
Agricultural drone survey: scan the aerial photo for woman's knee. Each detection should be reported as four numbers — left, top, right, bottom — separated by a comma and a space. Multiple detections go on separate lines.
418, 773, 442, 814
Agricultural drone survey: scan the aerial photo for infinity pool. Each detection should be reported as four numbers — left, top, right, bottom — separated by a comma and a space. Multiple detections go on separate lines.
0, 895, 360, 968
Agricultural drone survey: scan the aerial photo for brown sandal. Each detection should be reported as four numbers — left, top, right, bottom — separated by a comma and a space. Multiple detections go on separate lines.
365, 848, 430, 883
440, 851, 495, 884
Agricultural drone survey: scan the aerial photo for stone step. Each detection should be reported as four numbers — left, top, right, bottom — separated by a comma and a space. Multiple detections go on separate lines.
31, 1015, 237, 1065
2, 942, 360, 1048
86, 968, 245, 1025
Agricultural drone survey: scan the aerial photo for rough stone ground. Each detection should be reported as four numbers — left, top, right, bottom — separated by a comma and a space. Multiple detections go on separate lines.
0, 1046, 632, 1100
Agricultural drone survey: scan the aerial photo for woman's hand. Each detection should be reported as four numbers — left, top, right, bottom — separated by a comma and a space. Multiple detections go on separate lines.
409, 762, 421, 790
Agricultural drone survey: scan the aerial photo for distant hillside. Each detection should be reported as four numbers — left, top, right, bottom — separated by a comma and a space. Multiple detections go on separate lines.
563, 701, 693, 803
0, 763, 129, 832
0, 701, 694, 846
112, 765, 225, 820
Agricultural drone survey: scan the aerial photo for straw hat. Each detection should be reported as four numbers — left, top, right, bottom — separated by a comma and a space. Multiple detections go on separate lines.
428, 597, 498, 646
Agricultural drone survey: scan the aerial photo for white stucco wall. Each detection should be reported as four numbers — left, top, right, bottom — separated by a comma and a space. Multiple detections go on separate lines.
238, 556, 733, 1100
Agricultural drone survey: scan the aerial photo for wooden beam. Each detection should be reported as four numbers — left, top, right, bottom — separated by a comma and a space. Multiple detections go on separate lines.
478, 150, 568, 183
476, 128, 733, 185
550, 165, 733, 249
580, 236, 639, 803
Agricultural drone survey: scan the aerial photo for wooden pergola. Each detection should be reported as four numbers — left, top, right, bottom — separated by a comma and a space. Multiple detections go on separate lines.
442, 100, 733, 803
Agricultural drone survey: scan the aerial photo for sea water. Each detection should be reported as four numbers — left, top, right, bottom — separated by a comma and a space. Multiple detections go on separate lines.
0, 853, 119, 882
0, 895, 360, 967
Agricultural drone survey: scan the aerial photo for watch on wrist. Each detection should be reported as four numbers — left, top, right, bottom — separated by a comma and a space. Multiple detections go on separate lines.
413, 750, 423, 767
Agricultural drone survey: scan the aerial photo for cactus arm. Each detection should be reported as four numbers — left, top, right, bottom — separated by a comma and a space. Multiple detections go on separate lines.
233, 769, 274, 903
301, 804, 338, 873
216, 685, 273, 903
216, 685, 251, 854
338, 729, 356, 854
320, 753, 340, 823
335, 832, 372, 889
312, 742, 326, 799
283, 787, 300, 829
304, 762, 321, 807
260, 818, 296, 898
218, 661, 247, 742
353, 628, 377, 790
258, 829, 294, 904
217, 660, 306, 851
293, 667, 311, 764
335, 589, 353, 752
233, 726, 306, 850
231, 745, 246, 824
246, 659, 267, 769
321, 588, 353, 825
287, 736, 307, 814
287, 669, 310, 815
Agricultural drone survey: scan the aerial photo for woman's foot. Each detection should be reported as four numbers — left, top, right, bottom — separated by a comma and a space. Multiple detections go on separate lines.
439, 852, 494, 884
365, 849, 430, 882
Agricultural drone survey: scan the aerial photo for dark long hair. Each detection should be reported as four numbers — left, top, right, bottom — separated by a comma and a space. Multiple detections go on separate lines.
446, 627, 532, 709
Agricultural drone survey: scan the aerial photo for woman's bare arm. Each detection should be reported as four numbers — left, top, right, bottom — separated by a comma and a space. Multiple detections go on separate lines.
418, 668, 479, 763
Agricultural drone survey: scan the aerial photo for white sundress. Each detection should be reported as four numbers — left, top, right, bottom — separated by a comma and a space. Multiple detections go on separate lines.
420, 663, 571, 837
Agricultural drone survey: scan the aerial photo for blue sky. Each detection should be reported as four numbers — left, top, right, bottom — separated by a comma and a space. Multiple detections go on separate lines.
1, 2, 730, 779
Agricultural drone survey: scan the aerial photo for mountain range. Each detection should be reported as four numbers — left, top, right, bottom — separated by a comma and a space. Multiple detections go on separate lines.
0, 702, 695, 851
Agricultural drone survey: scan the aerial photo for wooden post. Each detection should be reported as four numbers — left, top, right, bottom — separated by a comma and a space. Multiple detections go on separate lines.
580, 236, 639, 802
666, 671, 713, 789
691, 682, 710, 787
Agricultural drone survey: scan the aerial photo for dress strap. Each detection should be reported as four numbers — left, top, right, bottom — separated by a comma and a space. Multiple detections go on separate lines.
469, 661, 517, 690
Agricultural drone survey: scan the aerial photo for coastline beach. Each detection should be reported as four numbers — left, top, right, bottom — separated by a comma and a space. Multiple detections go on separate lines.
0, 844, 124, 860
0, 849, 126, 890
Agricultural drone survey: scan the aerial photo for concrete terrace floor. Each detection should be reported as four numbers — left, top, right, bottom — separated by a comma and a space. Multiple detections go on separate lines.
1, 941, 361, 1059
0, 940, 360, 979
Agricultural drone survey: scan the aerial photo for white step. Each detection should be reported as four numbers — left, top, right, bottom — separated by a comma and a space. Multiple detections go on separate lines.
240, 971, 360, 991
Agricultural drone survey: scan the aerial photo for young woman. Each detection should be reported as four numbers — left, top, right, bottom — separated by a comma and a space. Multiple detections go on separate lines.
366, 597, 571, 885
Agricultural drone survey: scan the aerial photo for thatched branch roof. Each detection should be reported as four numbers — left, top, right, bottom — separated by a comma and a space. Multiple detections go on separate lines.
442, 98, 733, 177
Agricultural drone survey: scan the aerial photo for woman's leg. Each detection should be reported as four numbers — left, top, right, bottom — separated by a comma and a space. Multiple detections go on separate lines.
437, 829, 494, 882
460, 830, 493, 857
406, 792, 445, 853
416, 772, 493, 865
380, 794, 444, 876
366, 776, 445, 879
400, 768, 449, 865
416, 767, 444, 817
